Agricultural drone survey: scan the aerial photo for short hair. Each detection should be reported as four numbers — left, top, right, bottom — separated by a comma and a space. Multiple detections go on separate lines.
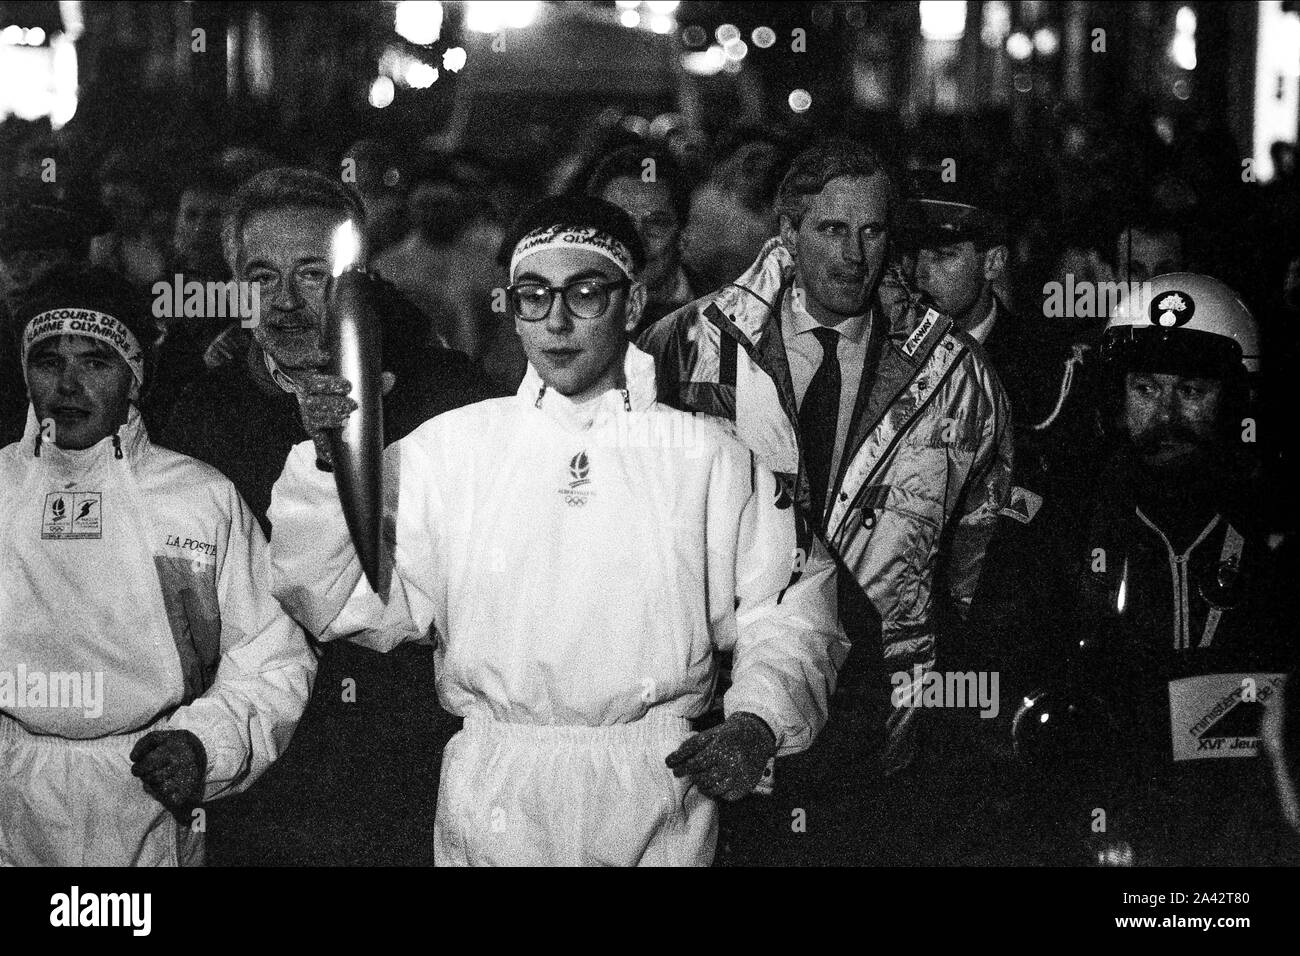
775, 138, 897, 230
585, 146, 691, 223
221, 167, 365, 269
178, 164, 239, 199
498, 194, 646, 274
1115, 215, 1184, 245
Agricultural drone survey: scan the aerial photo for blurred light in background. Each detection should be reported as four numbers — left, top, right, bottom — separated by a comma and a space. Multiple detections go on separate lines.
465, 1, 538, 34
788, 88, 812, 113
1006, 31, 1032, 61
1254, 0, 1300, 181
751, 26, 775, 49
1170, 6, 1196, 71
1032, 27, 1058, 56
395, 1, 443, 45
51, 30, 76, 128
246, 11, 273, 98
369, 75, 395, 108
621, 115, 650, 136
0, 1, 79, 126
1153, 116, 1175, 146
58, 0, 84, 42
616, 2, 674, 35
0, 45, 52, 119
442, 46, 467, 71
405, 60, 438, 88
380, 45, 439, 88
981, 1, 1010, 48
920, 1, 966, 42
682, 44, 725, 76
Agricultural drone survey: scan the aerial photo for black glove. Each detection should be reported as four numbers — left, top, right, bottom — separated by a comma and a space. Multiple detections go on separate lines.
296, 370, 396, 470
665, 712, 777, 801
130, 730, 207, 814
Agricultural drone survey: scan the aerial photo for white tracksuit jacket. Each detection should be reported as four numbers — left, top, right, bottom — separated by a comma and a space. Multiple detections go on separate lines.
269, 344, 848, 865
0, 405, 316, 866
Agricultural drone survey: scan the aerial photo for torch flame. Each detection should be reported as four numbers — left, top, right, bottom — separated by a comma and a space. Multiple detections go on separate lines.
331, 220, 362, 277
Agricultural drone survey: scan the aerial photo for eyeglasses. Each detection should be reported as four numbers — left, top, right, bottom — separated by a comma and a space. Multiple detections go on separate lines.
507, 277, 631, 321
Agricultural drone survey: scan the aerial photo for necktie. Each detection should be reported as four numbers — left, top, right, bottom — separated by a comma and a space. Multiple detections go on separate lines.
799, 325, 841, 525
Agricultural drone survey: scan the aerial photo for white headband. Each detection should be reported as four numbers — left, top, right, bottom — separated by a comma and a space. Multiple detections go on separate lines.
510, 225, 636, 279
22, 308, 145, 385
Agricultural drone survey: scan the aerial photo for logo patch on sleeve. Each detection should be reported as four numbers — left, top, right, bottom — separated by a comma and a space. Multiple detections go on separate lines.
42, 492, 102, 540
999, 485, 1043, 524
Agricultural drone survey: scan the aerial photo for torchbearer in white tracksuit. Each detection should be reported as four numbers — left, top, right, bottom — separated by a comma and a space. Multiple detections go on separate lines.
269, 196, 849, 865
0, 267, 316, 866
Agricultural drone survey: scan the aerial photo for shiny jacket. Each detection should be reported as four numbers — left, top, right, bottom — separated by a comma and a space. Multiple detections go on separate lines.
640, 239, 1013, 767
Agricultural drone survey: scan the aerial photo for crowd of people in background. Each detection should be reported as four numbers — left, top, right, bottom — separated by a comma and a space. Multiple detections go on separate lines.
2, 95, 1299, 865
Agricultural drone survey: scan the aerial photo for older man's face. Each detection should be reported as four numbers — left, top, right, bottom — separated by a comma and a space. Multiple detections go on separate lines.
781, 173, 891, 324
1123, 371, 1223, 470
237, 206, 342, 372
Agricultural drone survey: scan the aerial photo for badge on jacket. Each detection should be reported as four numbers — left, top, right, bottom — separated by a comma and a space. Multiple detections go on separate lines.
41, 492, 103, 540
1168, 673, 1284, 761
1000, 485, 1043, 525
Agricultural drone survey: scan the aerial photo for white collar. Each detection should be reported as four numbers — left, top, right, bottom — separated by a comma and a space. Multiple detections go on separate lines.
966, 298, 999, 345
519, 343, 658, 431
22, 402, 149, 469
264, 350, 305, 396
787, 279, 869, 344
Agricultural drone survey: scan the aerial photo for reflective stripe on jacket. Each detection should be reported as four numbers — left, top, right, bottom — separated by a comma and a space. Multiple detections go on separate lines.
640, 239, 1013, 695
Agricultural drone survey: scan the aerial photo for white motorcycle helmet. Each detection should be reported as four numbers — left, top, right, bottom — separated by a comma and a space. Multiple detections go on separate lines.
1102, 272, 1261, 378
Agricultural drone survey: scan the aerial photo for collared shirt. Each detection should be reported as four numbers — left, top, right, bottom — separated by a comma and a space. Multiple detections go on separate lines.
966, 297, 998, 346
782, 281, 871, 491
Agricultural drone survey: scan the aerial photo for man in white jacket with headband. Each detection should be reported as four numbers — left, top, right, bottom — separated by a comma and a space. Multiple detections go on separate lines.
0, 267, 316, 866
269, 196, 848, 865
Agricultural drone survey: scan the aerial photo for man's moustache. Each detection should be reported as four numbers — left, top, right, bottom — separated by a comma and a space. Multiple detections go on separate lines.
1132, 423, 1205, 455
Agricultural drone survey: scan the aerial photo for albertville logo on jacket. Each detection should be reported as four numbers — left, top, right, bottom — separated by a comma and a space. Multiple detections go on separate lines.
0, 402, 315, 866
560, 450, 594, 506
266, 343, 850, 865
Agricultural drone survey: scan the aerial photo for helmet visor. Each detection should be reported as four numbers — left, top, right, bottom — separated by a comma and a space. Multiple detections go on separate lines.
1101, 326, 1244, 380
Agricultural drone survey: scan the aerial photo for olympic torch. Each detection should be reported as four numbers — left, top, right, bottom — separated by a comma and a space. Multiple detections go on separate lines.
327, 220, 384, 592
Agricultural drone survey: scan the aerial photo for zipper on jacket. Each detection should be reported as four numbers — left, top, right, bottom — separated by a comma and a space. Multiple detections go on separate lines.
829, 343, 966, 550
1135, 508, 1220, 650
